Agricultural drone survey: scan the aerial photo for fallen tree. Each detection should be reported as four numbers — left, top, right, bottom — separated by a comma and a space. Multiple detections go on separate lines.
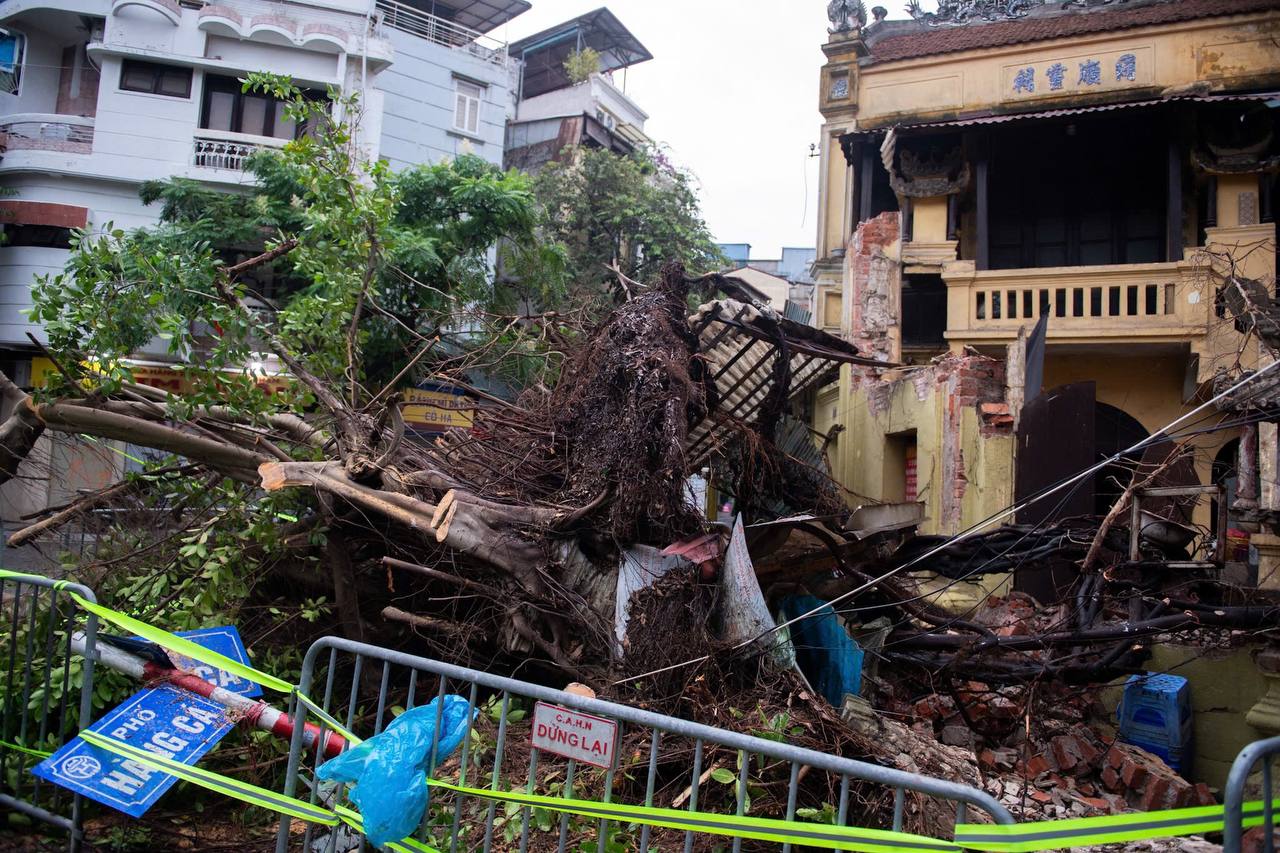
1, 76, 864, 693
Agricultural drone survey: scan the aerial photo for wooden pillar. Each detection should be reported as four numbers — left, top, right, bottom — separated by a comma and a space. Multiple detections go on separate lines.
975, 141, 990, 272
859, 143, 874, 224
1167, 136, 1184, 262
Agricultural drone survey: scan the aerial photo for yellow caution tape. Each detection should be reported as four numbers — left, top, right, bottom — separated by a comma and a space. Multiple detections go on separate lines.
0, 739, 53, 759
81, 730, 339, 826
955, 798, 1280, 852
294, 691, 363, 746
427, 779, 960, 853
0, 569, 294, 693
5, 568, 1278, 852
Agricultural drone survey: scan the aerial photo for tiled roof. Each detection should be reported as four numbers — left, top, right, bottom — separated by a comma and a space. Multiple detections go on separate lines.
867, 0, 1280, 63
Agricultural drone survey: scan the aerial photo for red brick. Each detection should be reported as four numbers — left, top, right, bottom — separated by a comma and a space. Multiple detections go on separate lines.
1078, 796, 1109, 812
1193, 783, 1217, 806
1106, 747, 1126, 770
1025, 754, 1051, 777
1075, 736, 1101, 766
1030, 790, 1052, 804
1050, 737, 1079, 772
1120, 759, 1149, 790
1100, 766, 1122, 792
1138, 778, 1174, 812
0, 200, 88, 228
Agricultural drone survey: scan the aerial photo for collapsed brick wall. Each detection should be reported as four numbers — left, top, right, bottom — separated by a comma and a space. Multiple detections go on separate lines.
846, 211, 901, 362
939, 354, 1010, 528
843, 212, 1016, 527
853, 353, 1012, 529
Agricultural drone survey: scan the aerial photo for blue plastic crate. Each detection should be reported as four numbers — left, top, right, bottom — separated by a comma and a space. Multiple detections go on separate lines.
1119, 713, 1193, 750
1123, 735, 1192, 774
1117, 673, 1191, 747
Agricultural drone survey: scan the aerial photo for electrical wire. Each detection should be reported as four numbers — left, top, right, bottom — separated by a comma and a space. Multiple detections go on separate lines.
612, 357, 1280, 687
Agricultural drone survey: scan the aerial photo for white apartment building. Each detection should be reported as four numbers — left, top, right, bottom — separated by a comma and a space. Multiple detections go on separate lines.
0, 0, 527, 522
0, 0, 525, 349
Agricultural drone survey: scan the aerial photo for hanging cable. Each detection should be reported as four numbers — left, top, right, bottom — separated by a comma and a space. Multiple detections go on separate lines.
613, 356, 1280, 686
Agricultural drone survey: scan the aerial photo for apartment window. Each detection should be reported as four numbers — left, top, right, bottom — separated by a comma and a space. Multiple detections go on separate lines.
0, 31, 25, 96
120, 59, 192, 98
453, 79, 483, 135
201, 74, 322, 140
1, 223, 73, 249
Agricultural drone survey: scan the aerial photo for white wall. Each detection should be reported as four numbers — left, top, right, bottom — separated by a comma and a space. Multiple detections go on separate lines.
515, 73, 648, 130
375, 28, 510, 170
0, 20, 66, 115
0, 174, 158, 345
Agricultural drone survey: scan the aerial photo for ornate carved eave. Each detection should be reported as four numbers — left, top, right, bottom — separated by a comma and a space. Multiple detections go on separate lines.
1193, 114, 1280, 175
890, 145, 971, 198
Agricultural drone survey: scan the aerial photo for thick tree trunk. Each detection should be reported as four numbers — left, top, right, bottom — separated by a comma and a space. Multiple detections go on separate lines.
326, 528, 366, 641
0, 374, 45, 483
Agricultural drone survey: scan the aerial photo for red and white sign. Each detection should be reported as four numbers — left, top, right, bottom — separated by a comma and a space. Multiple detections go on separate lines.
531, 702, 618, 769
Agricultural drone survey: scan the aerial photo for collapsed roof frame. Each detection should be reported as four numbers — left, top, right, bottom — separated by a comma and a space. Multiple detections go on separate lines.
687, 281, 890, 468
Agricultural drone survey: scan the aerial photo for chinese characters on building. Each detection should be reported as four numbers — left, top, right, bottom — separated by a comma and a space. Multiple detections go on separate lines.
1009, 53, 1138, 96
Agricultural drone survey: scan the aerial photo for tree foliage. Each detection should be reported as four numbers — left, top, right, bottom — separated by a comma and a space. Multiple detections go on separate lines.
531, 146, 726, 311
32, 74, 560, 399
563, 47, 601, 84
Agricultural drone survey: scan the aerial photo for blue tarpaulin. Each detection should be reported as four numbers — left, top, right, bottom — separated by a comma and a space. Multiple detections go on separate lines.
779, 595, 863, 707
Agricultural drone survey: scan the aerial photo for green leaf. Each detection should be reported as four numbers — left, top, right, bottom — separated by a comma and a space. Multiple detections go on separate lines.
709, 768, 736, 785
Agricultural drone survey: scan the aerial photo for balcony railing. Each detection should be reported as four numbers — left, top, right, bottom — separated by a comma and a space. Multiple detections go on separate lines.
0, 114, 94, 153
943, 260, 1209, 344
375, 0, 507, 66
191, 131, 284, 171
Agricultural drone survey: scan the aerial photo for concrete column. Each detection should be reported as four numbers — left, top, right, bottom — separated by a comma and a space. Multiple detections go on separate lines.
1253, 532, 1280, 591
1236, 424, 1259, 511
1246, 648, 1280, 737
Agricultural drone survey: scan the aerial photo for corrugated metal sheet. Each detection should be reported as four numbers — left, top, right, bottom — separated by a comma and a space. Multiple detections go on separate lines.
782, 301, 812, 325
846, 92, 1280, 136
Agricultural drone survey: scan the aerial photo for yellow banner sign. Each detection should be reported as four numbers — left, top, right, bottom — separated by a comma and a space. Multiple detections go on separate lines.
402, 387, 474, 431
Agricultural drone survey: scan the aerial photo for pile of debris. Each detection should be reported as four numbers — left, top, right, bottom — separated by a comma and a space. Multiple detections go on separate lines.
5, 252, 1279, 842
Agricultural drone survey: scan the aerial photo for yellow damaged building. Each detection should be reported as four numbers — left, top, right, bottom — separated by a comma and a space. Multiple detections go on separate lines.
812, 0, 1280, 551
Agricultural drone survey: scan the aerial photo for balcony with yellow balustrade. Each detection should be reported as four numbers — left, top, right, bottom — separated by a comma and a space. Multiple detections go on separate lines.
942, 258, 1213, 350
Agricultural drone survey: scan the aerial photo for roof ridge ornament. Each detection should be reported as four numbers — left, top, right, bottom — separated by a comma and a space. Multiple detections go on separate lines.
828, 0, 868, 33
905, 0, 1035, 25
906, 0, 1134, 26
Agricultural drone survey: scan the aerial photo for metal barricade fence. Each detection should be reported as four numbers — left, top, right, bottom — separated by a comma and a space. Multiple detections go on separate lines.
1225, 734, 1280, 853
0, 573, 99, 853
275, 636, 1014, 853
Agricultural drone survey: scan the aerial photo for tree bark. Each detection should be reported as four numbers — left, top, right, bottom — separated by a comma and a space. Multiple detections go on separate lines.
0, 374, 45, 483
326, 528, 365, 642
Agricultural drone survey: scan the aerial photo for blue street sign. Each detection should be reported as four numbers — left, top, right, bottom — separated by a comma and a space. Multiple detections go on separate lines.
31, 684, 233, 817
148, 625, 263, 698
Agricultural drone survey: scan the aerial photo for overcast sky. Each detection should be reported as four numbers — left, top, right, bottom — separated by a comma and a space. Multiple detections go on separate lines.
499, 1, 914, 261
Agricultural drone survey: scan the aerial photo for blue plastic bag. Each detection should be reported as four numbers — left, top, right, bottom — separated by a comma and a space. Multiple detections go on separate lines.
317, 695, 474, 849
